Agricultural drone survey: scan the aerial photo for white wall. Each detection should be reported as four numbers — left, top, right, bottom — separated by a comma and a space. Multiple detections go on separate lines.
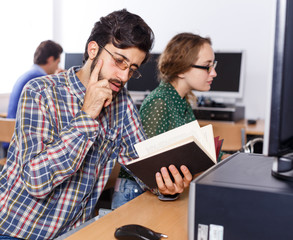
0, 0, 276, 120
0, 1, 53, 93
0, 0, 53, 113
53, 0, 277, 120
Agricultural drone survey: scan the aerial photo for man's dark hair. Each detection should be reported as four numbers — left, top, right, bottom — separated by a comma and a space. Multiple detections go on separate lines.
33, 40, 63, 65
83, 9, 154, 65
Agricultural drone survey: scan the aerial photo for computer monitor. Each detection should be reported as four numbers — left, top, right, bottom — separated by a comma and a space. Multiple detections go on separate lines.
64, 51, 245, 104
126, 53, 160, 96
127, 52, 245, 103
263, 0, 293, 180
193, 51, 245, 101
64, 53, 84, 70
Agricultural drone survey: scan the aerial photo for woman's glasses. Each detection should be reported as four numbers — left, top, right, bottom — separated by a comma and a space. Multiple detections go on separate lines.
191, 61, 217, 73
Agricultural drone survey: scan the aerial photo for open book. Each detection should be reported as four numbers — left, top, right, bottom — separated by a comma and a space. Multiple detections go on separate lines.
126, 120, 223, 189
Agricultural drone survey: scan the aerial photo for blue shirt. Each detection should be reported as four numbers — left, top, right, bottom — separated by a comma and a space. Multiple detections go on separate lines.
7, 64, 47, 119
3, 65, 47, 150
0, 67, 146, 239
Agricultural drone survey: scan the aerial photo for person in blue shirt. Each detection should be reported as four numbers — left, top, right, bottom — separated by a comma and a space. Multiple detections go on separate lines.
3, 40, 63, 151
7, 40, 63, 119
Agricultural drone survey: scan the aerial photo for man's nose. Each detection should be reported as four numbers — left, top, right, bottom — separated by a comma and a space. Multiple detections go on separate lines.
118, 68, 130, 82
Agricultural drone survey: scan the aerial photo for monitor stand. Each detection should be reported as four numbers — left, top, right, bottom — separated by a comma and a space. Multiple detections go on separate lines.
272, 152, 293, 181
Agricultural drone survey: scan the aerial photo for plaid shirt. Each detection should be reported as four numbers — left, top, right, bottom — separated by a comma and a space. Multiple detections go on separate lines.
0, 67, 146, 239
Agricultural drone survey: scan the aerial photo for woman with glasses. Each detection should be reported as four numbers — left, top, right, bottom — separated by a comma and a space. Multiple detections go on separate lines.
112, 32, 217, 209
140, 32, 217, 137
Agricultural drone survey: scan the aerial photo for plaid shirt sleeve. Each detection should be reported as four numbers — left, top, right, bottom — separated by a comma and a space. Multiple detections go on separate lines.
17, 80, 100, 199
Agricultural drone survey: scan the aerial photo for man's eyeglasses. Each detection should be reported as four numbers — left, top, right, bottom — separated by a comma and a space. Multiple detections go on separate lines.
98, 44, 142, 79
191, 61, 217, 73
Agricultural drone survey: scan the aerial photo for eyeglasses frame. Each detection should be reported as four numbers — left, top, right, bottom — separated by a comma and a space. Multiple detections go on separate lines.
98, 44, 142, 79
191, 61, 218, 73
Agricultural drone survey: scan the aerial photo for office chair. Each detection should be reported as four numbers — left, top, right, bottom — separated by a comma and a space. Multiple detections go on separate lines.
242, 137, 264, 153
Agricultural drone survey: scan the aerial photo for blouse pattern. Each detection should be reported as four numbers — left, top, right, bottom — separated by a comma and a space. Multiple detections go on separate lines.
139, 82, 195, 138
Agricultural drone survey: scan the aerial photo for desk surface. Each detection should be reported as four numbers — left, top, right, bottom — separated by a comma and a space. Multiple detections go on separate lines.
66, 190, 189, 240
198, 119, 264, 135
243, 119, 265, 135
198, 119, 264, 151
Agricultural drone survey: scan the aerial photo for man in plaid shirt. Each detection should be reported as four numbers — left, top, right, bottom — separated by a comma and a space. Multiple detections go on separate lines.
0, 9, 192, 239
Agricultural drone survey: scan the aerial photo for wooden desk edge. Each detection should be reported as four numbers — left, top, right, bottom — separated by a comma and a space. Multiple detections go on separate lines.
66, 189, 189, 240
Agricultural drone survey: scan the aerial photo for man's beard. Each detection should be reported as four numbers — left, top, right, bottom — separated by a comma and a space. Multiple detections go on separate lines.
91, 57, 125, 100
105, 78, 125, 99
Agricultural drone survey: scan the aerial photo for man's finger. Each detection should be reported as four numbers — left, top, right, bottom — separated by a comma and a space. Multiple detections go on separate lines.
155, 172, 167, 192
160, 167, 176, 191
96, 79, 110, 88
180, 165, 193, 187
89, 59, 103, 84
169, 165, 184, 189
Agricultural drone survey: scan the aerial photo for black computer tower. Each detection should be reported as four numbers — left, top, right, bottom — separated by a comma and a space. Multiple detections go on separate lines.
188, 152, 293, 240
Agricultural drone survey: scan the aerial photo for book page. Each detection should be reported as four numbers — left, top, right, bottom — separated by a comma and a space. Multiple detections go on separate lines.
135, 120, 200, 157
135, 120, 213, 159
129, 136, 198, 164
200, 124, 216, 161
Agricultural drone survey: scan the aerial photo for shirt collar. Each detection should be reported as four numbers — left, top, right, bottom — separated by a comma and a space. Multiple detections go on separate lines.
32, 64, 47, 75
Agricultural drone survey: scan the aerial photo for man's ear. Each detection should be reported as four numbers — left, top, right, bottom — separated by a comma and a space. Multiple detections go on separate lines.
46, 56, 54, 64
87, 41, 99, 59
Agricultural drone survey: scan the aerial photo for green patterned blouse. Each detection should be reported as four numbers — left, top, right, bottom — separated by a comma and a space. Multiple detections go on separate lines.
139, 81, 196, 138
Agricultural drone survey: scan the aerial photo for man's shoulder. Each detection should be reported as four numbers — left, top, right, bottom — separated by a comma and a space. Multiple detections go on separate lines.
17, 68, 44, 85
24, 73, 65, 93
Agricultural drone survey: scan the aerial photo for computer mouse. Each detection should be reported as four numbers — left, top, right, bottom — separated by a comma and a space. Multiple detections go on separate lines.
114, 224, 168, 240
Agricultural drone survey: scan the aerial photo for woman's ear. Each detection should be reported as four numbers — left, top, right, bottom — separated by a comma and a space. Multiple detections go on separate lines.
177, 73, 185, 79
87, 41, 99, 60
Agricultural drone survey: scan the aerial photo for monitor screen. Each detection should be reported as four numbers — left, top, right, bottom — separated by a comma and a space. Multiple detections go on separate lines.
262, 0, 293, 181
64, 53, 84, 70
127, 52, 245, 101
193, 51, 245, 100
126, 53, 160, 95
263, 0, 293, 157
